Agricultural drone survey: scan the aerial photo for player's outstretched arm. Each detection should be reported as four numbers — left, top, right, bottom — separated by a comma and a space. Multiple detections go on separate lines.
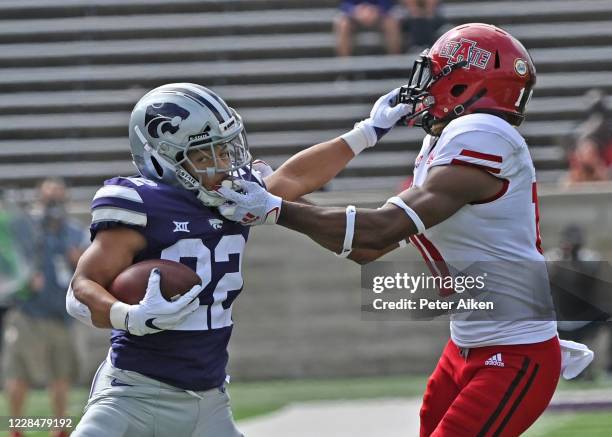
263, 88, 412, 201
218, 164, 504, 254
264, 137, 354, 201
278, 165, 503, 253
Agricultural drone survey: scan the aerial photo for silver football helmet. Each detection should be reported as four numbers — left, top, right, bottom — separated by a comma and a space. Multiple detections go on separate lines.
129, 83, 252, 206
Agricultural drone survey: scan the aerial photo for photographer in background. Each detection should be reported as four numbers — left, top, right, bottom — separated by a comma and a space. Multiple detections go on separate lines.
2, 178, 87, 437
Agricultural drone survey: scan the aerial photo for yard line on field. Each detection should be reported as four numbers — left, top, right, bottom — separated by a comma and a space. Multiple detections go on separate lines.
238, 397, 421, 437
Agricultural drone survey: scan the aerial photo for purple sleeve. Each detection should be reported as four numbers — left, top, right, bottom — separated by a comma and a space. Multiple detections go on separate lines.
89, 177, 148, 241
340, 0, 360, 14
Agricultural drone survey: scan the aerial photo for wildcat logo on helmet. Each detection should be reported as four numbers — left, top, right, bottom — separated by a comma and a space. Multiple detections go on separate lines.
438, 38, 492, 70
145, 103, 191, 139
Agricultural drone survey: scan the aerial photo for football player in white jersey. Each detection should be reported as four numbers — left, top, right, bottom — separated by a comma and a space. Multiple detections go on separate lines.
216, 23, 592, 436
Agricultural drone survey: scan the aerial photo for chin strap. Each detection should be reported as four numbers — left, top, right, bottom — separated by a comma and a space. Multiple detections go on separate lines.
421, 87, 488, 135
450, 88, 488, 117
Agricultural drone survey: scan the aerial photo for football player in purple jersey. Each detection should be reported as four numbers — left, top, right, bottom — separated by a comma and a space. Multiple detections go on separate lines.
66, 83, 411, 436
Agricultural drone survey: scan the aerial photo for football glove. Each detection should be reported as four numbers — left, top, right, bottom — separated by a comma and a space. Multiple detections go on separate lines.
110, 268, 202, 336
341, 88, 412, 155
252, 159, 274, 178
217, 179, 282, 226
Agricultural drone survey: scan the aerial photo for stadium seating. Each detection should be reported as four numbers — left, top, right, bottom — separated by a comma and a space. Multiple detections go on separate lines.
1, 0, 611, 201
4, 0, 611, 382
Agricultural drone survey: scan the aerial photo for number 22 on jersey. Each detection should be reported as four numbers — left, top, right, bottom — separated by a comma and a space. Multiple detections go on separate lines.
161, 235, 245, 330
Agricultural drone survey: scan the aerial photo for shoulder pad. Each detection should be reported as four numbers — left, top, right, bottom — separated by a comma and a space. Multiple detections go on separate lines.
430, 116, 522, 178
90, 177, 149, 228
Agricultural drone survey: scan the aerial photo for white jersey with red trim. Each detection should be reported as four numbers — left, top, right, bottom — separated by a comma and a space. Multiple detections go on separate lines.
410, 113, 557, 348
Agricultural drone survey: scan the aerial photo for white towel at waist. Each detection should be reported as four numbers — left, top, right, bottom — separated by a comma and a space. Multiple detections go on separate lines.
559, 339, 594, 380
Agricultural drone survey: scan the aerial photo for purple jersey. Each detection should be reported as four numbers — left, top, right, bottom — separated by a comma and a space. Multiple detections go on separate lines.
90, 175, 253, 391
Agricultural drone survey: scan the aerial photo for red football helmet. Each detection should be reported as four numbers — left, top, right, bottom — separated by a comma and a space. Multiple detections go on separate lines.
398, 23, 536, 134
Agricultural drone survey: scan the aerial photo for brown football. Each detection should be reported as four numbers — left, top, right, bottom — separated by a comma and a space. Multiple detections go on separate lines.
109, 259, 202, 305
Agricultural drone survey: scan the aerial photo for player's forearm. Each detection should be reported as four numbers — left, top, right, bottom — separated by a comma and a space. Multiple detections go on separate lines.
348, 242, 403, 265
71, 275, 117, 328
276, 202, 346, 252
277, 201, 413, 253
269, 137, 355, 200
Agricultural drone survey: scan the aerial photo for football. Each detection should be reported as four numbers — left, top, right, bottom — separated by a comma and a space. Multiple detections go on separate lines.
109, 259, 202, 305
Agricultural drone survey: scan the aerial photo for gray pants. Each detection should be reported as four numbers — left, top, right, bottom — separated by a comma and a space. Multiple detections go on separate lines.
73, 358, 244, 437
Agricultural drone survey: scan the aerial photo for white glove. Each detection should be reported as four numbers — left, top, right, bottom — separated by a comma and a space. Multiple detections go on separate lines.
341, 88, 412, 155
369, 87, 413, 129
217, 179, 282, 226
252, 159, 274, 178
109, 268, 202, 336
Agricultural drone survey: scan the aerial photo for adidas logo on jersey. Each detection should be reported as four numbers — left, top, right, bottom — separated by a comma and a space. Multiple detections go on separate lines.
485, 353, 505, 367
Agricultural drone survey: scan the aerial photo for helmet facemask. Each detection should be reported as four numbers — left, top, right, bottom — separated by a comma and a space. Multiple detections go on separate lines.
397, 50, 469, 135
397, 51, 436, 124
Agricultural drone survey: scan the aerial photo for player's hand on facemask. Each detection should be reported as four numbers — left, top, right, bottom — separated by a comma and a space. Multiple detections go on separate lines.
217, 180, 282, 226
252, 159, 274, 178
341, 88, 412, 155
369, 87, 413, 130
110, 269, 202, 336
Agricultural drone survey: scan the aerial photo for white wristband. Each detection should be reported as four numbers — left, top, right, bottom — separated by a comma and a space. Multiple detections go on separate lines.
336, 205, 356, 258
340, 121, 377, 156
386, 196, 426, 234
109, 301, 131, 330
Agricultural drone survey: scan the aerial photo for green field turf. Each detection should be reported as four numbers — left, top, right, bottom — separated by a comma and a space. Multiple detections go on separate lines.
0, 376, 610, 436
526, 411, 612, 437
229, 375, 428, 420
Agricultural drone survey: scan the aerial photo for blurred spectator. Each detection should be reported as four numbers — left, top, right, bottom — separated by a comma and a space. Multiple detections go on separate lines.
403, 0, 443, 48
335, 0, 402, 56
578, 89, 612, 165
2, 178, 87, 437
565, 136, 609, 184
565, 89, 612, 185
0, 191, 34, 355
